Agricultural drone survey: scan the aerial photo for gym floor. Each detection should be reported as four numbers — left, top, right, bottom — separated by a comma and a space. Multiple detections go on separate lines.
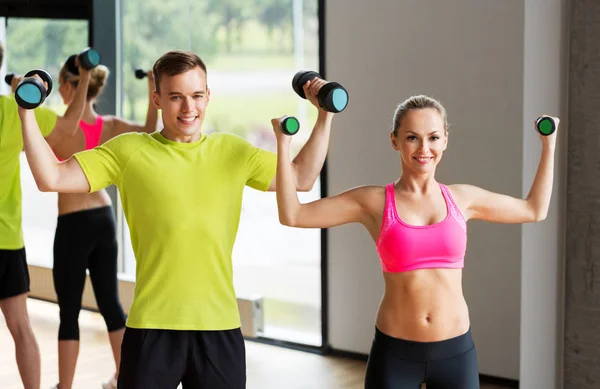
0, 299, 510, 389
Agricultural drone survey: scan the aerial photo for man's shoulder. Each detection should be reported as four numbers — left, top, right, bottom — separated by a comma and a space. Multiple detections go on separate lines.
206, 131, 246, 144
204, 131, 253, 154
108, 131, 151, 144
100, 131, 152, 156
0, 94, 16, 109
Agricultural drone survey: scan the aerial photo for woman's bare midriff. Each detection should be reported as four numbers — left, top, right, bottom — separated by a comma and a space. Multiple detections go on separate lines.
375, 268, 470, 342
58, 190, 112, 216
54, 115, 119, 216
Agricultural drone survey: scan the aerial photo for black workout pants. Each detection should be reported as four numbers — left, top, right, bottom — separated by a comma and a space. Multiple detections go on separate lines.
118, 327, 246, 389
53, 206, 126, 340
364, 327, 480, 389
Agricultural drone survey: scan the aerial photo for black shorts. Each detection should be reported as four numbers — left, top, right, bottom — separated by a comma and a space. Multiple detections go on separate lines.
0, 248, 30, 300
365, 327, 479, 389
118, 326, 246, 389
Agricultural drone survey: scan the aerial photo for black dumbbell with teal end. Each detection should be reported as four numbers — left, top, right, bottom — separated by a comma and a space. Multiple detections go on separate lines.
292, 70, 349, 113
14, 69, 53, 109
66, 47, 102, 75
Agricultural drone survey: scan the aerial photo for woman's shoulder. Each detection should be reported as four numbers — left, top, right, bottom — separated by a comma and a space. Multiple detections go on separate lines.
342, 184, 387, 212
445, 183, 479, 196
444, 183, 481, 212
346, 184, 386, 197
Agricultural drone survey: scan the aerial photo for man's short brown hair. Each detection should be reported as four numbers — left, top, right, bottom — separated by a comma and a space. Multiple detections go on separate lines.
152, 50, 207, 93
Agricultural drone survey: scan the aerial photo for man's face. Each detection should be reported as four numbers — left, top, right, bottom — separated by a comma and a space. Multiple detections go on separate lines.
153, 66, 210, 141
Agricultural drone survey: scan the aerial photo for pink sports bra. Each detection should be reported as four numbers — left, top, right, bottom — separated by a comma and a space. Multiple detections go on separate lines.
55, 115, 104, 162
375, 183, 467, 273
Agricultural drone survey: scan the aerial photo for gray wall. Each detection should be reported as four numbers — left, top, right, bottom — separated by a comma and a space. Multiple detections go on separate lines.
325, 0, 567, 385
564, 1, 600, 388
520, 1, 569, 388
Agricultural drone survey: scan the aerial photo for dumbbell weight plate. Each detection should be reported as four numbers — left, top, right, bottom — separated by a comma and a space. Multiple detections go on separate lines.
15, 69, 52, 109
292, 70, 320, 99
80, 48, 101, 70
4, 73, 14, 86
24, 69, 53, 96
135, 69, 147, 79
318, 82, 349, 113
66, 54, 79, 75
281, 116, 300, 136
536, 117, 555, 136
15, 82, 44, 108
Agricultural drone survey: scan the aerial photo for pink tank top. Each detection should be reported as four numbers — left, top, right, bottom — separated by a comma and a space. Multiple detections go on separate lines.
375, 183, 467, 273
78, 115, 104, 150
55, 116, 104, 162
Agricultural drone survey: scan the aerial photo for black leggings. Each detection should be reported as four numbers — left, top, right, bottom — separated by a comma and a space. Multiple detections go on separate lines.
364, 327, 479, 389
53, 206, 126, 341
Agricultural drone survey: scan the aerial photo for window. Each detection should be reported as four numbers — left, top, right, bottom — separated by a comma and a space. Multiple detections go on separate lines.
2, 17, 89, 268
119, 0, 322, 346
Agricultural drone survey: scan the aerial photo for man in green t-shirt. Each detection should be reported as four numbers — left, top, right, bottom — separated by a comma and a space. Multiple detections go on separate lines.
0, 40, 91, 389
17, 49, 336, 388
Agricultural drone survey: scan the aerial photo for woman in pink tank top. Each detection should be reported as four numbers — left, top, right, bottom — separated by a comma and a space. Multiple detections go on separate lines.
49, 57, 158, 389
272, 95, 559, 389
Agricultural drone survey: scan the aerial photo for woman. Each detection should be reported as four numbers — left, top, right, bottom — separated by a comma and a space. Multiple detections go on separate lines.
50, 60, 158, 389
272, 95, 557, 389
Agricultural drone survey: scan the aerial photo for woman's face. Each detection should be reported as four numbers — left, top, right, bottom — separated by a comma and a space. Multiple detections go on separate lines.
391, 108, 448, 174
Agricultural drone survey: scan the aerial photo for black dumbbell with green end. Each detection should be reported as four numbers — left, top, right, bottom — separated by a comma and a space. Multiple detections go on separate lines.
535, 116, 556, 136
14, 69, 53, 109
66, 47, 102, 74
280, 116, 300, 136
292, 70, 349, 113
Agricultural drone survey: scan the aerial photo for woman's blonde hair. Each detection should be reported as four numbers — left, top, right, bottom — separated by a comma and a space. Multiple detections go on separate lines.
59, 62, 109, 100
392, 95, 448, 136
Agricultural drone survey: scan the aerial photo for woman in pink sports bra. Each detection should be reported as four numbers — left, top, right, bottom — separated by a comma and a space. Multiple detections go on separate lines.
272, 95, 558, 389
49, 59, 158, 389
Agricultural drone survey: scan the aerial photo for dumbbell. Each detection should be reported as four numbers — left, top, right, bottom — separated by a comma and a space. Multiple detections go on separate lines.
535, 116, 556, 136
280, 116, 300, 136
66, 47, 102, 74
292, 70, 349, 113
14, 69, 53, 109
4, 73, 15, 86
135, 69, 148, 79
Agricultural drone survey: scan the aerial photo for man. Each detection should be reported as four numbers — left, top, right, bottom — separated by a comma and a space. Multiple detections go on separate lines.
0, 40, 91, 389
17, 49, 335, 389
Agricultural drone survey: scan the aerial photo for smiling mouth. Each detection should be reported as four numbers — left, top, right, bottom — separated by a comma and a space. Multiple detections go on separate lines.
413, 156, 433, 163
178, 116, 198, 125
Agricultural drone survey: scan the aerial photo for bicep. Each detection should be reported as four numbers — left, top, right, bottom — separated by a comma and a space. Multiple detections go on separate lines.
463, 185, 536, 223
53, 157, 91, 193
57, 145, 122, 193
266, 166, 309, 192
246, 149, 277, 191
294, 187, 370, 229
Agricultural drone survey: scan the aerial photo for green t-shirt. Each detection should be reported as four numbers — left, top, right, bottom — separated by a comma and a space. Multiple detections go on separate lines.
0, 94, 58, 249
74, 131, 277, 330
